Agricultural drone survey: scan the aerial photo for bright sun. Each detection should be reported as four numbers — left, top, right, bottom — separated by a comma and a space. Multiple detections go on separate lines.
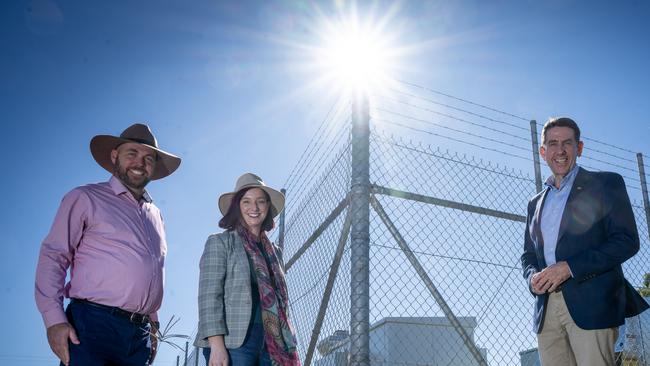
316, 18, 396, 93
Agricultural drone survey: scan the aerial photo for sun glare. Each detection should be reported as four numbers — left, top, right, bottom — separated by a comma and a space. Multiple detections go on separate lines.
316, 19, 396, 93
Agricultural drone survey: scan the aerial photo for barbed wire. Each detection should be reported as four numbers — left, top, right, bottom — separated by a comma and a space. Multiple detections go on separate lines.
372, 93, 532, 142
282, 95, 343, 188
375, 89, 531, 135
283, 96, 350, 190
581, 145, 640, 165
283, 106, 350, 193
283, 147, 350, 236
372, 118, 532, 162
286, 116, 349, 217
395, 79, 531, 122
578, 162, 641, 183
371, 132, 535, 182
370, 103, 644, 191
286, 118, 349, 210
391, 80, 650, 167
581, 154, 641, 174
283, 115, 350, 213
372, 109, 531, 153
534, 121, 648, 167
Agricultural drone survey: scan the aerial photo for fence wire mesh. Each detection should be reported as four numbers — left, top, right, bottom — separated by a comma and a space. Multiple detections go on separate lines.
174, 81, 650, 366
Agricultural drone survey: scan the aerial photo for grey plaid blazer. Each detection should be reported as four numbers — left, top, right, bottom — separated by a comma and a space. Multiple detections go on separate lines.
194, 230, 283, 349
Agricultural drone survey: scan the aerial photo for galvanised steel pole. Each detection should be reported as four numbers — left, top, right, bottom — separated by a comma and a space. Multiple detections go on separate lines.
530, 120, 543, 193
349, 92, 370, 366
637, 153, 650, 241
279, 188, 287, 251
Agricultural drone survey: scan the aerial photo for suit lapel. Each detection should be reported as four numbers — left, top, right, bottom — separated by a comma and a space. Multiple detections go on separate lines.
231, 231, 251, 276
556, 167, 588, 245
533, 187, 550, 252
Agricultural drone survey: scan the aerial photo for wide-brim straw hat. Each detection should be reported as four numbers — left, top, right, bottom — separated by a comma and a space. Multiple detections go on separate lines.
218, 173, 285, 218
90, 123, 181, 180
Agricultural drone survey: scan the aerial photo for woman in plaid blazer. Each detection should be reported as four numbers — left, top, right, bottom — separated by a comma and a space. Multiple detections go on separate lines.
194, 173, 300, 366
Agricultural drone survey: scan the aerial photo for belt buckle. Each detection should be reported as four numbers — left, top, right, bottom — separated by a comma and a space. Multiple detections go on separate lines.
129, 312, 144, 324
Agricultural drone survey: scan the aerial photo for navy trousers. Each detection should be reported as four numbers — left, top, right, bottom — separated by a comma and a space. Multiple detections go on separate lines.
203, 322, 271, 366
64, 300, 153, 366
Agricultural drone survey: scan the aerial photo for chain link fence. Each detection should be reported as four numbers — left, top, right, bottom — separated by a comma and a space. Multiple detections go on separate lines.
174, 82, 650, 365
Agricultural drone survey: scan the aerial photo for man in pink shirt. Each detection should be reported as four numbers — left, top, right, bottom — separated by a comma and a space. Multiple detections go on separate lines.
35, 123, 181, 366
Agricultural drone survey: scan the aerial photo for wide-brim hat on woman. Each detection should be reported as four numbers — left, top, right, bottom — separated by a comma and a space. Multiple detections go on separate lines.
219, 173, 285, 218
90, 123, 181, 180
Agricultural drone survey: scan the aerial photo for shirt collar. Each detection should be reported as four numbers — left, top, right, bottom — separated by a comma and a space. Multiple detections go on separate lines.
108, 176, 153, 203
544, 164, 580, 191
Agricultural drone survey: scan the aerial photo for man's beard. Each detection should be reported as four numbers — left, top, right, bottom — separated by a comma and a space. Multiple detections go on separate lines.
114, 159, 151, 191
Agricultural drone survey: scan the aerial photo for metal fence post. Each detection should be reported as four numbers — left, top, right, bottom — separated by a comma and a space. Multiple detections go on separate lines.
637, 153, 650, 241
279, 188, 287, 251
530, 120, 543, 192
350, 92, 370, 366
184, 341, 188, 365
194, 346, 200, 366
176, 355, 180, 366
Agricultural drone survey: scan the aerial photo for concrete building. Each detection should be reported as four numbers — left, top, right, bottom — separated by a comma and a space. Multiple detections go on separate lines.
315, 317, 488, 366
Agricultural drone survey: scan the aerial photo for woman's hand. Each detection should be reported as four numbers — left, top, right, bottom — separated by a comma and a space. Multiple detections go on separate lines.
208, 336, 229, 366
209, 346, 229, 366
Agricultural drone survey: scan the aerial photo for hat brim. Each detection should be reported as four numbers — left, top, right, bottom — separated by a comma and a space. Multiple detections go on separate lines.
218, 185, 285, 218
90, 135, 181, 180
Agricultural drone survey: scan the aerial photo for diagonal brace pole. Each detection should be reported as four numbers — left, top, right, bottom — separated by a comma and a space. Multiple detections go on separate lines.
285, 195, 349, 272
370, 194, 488, 366
304, 209, 352, 366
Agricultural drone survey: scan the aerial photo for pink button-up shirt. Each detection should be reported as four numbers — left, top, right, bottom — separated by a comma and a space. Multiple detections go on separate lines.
35, 176, 167, 328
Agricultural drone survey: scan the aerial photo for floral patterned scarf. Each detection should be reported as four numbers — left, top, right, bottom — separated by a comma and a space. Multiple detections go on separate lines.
238, 227, 301, 366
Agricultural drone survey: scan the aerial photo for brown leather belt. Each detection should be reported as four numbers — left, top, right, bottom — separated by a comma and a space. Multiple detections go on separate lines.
71, 298, 150, 324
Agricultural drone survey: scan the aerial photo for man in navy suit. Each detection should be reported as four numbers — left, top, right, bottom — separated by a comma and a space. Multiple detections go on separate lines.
521, 117, 648, 365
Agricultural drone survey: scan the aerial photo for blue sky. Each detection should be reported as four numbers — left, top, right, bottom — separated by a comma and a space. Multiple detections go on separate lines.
1, 0, 649, 364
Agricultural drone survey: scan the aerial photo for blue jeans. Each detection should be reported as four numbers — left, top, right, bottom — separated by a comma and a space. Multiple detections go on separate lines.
203, 322, 271, 366
63, 300, 152, 366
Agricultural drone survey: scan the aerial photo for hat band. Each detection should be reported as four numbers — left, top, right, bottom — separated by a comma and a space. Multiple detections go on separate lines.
121, 137, 157, 147
240, 183, 265, 190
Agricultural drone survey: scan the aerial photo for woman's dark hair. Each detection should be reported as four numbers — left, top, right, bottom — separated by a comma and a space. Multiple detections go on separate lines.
219, 187, 275, 232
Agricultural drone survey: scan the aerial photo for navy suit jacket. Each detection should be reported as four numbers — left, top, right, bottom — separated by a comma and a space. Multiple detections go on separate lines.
521, 167, 648, 333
